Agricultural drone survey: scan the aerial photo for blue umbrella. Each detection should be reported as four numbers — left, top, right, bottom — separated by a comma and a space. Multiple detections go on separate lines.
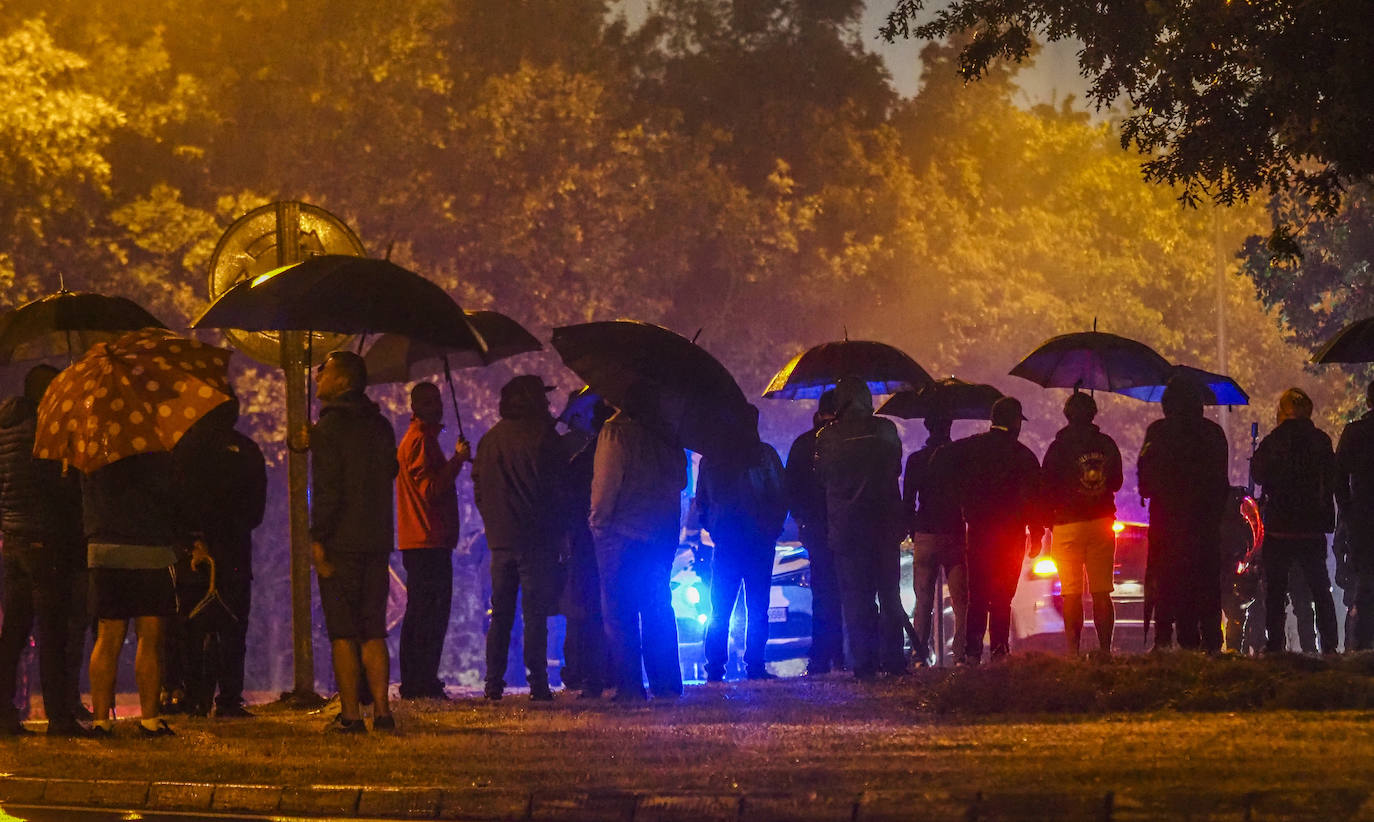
1116, 364, 1249, 406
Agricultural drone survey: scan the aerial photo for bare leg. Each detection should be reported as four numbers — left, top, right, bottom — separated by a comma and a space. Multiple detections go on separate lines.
360, 639, 391, 719
133, 616, 165, 720
90, 619, 129, 721
331, 639, 362, 721
1063, 595, 1084, 655
1092, 592, 1115, 654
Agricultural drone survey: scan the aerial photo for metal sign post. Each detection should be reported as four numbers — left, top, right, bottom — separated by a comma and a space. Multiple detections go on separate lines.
206, 201, 362, 706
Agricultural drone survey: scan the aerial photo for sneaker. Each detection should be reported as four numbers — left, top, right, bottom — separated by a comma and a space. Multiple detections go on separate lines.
139, 719, 175, 738
214, 704, 255, 719
372, 714, 396, 732
324, 714, 367, 735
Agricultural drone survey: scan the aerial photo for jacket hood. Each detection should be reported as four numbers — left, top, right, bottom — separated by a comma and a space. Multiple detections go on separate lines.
1054, 421, 1101, 441
320, 391, 381, 419
0, 396, 36, 429
832, 377, 873, 418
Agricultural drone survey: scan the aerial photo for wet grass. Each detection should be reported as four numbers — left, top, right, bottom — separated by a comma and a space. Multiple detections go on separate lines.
2, 653, 1374, 802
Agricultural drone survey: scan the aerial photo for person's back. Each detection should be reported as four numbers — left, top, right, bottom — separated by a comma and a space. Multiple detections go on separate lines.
815, 400, 903, 550
784, 426, 827, 533
473, 385, 564, 551
590, 412, 687, 546
1337, 382, 1374, 649
956, 428, 1041, 533
1253, 416, 1335, 536
698, 441, 786, 548
0, 393, 81, 542
1041, 417, 1122, 528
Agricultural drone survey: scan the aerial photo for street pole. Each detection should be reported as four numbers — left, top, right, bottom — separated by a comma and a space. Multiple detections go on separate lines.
276, 202, 323, 706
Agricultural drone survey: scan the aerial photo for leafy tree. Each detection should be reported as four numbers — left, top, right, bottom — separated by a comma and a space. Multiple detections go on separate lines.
881, 0, 1374, 229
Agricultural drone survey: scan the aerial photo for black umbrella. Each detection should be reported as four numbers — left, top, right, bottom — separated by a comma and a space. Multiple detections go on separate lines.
1010, 331, 1171, 392
363, 311, 541, 439
363, 311, 541, 384
1115, 364, 1249, 406
762, 340, 932, 400
0, 290, 166, 364
876, 377, 1006, 420
1313, 316, 1374, 364
191, 255, 485, 352
550, 321, 752, 455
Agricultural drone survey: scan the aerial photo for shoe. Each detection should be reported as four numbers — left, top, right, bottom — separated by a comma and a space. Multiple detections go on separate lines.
705, 671, 725, 684
0, 715, 35, 737
805, 665, 831, 677
529, 688, 554, 703
325, 714, 367, 734
139, 719, 175, 738
214, 704, 255, 719
90, 724, 115, 739
47, 722, 94, 739
610, 688, 648, 703
746, 670, 778, 681
578, 689, 604, 700
187, 703, 211, 718
372, 714, 396, 732
159, 695, 186, 716
483, 688, 504, 701
650, 688, 682, 700
73, 705, 94, 722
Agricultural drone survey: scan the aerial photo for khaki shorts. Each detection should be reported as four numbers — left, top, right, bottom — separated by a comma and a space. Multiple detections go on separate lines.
1051, 517, 1115, 596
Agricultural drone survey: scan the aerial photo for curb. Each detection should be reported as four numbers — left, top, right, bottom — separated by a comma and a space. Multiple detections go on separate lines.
2, 777, 1370, 820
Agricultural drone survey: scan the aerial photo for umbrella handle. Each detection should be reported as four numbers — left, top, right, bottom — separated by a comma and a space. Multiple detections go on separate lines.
441, 353, 466, 441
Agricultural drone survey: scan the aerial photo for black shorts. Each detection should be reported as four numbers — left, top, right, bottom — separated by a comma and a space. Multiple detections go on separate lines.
91, 567, 178, 620
318, 552, 391, 640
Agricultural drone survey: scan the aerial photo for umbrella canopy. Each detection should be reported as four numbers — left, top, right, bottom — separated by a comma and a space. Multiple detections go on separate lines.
191, 254, 485, 352
1313, 316, 1374, 364
1010, 331, 1171, 392
1115, 364, 1250, 406
550, 321, 752, 455
363, 310, 541, 385
0, 291, 166, 364
34, 329, 233, 473
762, 340, 932, 400
876, 377, 1006, 420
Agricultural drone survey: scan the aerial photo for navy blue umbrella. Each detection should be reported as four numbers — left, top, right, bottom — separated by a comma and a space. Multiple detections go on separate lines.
1011, 331, 1171, 392
1116, 364, 1249, 406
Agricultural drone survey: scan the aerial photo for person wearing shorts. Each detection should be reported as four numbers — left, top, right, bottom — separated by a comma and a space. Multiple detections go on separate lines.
1042, 392, 1123, 657
310, 351, 399, 733
85, 452, 203, 737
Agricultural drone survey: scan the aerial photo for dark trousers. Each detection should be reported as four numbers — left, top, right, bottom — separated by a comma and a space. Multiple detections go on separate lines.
0, 537, 83, 726
183, 572, 251, 710
1263, 535, 1338, 653
595, 533, 682, 698
802, 526, 844, 673
1353, 571, 1374, 651
704, 536, 773, 677
964, 527, 1024, 661
486, 548, 554, 691
834, 539, 904, 677
399, 548, 453, 697
562, 530, 608, 693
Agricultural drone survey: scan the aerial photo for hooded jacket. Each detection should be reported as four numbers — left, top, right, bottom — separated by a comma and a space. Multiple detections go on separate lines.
1041, 422, 1123, 526
0, 395, 81, 541
310, 391, 398, 554
472, 388, 566, 551
903, 435, 963, 537
950, 427, 1042, 538
1137, 384, 1229, 530
697, 440, 786, 549
783, 425, 827, 531
590, 411, 687, 546
815, 379, 904, 551
172, 409, 267, 574
1252, 417, 1336, 537
1337, 411, 1374, 561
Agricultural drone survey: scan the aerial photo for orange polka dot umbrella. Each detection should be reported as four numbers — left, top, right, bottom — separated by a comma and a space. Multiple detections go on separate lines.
34, 329, 233, 473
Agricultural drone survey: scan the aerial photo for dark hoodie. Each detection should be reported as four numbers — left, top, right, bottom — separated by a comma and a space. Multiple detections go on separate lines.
473, 382, 566, 550
1252, 417, 1335, 537
1041, 422, 1123, 526
1137, 381, 1229, 529
0, 395, 81, 541
815, 378, 904, 551
310, 391, 398, 554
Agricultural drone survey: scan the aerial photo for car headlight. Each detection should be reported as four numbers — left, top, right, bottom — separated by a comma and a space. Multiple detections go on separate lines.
1032, 557, 1058, 577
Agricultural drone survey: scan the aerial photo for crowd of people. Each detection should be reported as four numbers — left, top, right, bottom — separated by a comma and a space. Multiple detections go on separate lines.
4, 350, 1374, 737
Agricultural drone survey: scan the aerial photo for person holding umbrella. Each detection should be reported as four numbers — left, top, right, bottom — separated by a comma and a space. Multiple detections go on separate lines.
472, 375, 565, 702
784, 390, 843, 676
396, 382, 471, 701
1252, 388, 1339, 654
309, 351, 400, 732
952, 397, 1044, 664
590, 381, 688, 701
903, 416, 967, 666
1336, 381, 1374, 650
1138, 377, 1230, 652
0, 365, 88, 737
815, 377, 906, 680
1041, 392, 1124, 658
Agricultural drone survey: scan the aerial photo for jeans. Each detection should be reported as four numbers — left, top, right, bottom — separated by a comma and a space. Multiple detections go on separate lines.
834, 539, 904, 677
486, 547, 555, 691
1263, 535, 1338, 653
399, 548, 453, 697
704, 536, 773, 677
964, 526, 1024, 661
910, 532, 967, 663
594, 532, 681, 698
